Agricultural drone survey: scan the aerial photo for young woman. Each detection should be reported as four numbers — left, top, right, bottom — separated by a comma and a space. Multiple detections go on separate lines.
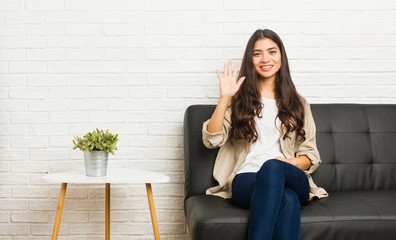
202, 29, 328, 240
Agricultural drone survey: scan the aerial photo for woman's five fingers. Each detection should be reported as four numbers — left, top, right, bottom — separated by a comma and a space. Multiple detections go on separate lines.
216, 60, 246, 97
219, 61, 238, 79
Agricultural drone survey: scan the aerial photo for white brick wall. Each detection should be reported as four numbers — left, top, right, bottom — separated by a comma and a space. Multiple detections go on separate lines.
0, 0, 395, 239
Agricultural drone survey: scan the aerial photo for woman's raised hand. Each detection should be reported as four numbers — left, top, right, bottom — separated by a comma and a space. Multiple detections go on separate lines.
207, 61, 245, 133
216, 61, 246, 99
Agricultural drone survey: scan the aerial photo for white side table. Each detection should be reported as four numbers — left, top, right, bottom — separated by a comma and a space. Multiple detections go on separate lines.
42, 167, 169, 240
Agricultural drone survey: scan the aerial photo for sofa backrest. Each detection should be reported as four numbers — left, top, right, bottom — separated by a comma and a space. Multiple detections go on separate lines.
183, 104, 396, 198
184, 105, 218, 198
310, 104, 396, 192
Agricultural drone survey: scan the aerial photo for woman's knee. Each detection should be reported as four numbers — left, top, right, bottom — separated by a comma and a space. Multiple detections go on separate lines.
257, 159, 284, 175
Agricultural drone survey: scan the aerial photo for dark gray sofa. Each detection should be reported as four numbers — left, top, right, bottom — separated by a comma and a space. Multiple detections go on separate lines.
183, 104, 396, 240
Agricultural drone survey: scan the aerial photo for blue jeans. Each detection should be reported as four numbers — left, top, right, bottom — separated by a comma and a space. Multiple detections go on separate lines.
232, 159, 310, 240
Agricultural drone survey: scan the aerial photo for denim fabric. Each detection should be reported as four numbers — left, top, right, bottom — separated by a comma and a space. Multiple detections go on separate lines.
232, 159, 310, 240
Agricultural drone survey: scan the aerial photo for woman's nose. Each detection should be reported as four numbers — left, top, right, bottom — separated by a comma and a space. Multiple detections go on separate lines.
260, 53, 269, 62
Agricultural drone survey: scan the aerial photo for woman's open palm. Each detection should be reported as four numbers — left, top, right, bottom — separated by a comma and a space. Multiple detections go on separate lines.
216, 61, 245, 98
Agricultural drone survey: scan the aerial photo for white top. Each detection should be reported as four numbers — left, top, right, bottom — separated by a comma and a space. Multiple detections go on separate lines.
237, 97, 284, 174
42, 167, 169, 184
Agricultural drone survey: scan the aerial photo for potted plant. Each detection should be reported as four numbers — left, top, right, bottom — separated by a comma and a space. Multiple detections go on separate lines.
73, 129, 118, 177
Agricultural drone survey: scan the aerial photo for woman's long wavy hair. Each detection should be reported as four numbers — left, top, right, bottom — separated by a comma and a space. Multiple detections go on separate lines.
230, 29, 306, 143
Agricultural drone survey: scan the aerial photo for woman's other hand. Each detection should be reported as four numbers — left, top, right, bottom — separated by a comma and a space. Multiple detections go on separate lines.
275, 155, 311, 171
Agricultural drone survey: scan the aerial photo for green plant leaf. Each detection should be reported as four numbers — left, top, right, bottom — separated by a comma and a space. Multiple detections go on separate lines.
72, 129, 119, 155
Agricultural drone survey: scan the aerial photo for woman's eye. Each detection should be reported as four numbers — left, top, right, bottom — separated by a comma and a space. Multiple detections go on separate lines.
269, 51, 277, 55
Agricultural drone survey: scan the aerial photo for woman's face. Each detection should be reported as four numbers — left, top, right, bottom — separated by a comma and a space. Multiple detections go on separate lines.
252, 38, 281, 81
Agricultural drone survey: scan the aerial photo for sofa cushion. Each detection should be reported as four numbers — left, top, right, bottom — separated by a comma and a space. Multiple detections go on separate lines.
301, 190, 396, 240
185, 190, 396, 240
185, 195, 248, 240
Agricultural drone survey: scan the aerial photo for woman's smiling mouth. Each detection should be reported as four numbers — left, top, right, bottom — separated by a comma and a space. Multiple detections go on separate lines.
260, 65, 273, 71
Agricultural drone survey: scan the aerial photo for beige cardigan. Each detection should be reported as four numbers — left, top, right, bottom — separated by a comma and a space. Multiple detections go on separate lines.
202, 101, 328, 200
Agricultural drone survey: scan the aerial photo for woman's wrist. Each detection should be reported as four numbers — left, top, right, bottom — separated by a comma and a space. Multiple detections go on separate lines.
218, 96, 232, 105
288, 158, 297, 166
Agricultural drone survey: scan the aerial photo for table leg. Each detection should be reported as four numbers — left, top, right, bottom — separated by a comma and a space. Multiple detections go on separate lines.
105, 183, 110, 240
145, 183, 160, 240
52, 183, 67, 240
